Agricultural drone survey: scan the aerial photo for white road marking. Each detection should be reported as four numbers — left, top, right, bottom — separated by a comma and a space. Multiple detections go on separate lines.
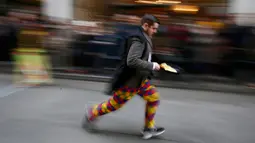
0, 82, 31, 98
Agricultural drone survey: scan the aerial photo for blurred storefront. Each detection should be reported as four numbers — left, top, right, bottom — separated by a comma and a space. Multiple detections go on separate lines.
0, 0, 254, 85
109, 0, 227, 21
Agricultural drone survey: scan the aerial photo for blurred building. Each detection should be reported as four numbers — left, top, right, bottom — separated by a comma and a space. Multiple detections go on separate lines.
1, 0, 255, 26
73, 0, 108, 20
228, 0, 255, 26
109, 0, 227, 23
4, 0, 41, 14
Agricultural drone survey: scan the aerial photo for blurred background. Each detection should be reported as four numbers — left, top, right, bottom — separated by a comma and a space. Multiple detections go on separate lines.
0, 0, 254, 88
1, 1, 255, 143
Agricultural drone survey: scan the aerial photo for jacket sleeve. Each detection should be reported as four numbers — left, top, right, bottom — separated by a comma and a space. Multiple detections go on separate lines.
126, 38, 154, 71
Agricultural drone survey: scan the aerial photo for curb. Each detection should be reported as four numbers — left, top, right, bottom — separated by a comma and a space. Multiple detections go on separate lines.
1, 64, 254, 95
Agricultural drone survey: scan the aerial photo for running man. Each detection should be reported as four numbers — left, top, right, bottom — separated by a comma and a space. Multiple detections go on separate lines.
82, 14, 165, 139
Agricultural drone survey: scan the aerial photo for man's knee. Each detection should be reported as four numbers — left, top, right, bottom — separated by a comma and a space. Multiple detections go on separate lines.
146, 92, 160, 104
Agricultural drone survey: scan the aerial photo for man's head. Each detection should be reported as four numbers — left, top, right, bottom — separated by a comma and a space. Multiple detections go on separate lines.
141, 14, 160, 38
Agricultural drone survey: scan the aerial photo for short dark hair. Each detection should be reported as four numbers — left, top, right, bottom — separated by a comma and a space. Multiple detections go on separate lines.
141, 14, 160, 26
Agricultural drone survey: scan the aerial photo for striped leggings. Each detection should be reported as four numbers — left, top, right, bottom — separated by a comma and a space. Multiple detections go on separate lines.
88, 80, 160, 128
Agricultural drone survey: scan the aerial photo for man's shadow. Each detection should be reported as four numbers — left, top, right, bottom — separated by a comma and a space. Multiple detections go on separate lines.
82, 127, 178, 142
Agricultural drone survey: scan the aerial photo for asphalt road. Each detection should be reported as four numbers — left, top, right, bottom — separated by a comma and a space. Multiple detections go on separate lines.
0, 75, 255, 143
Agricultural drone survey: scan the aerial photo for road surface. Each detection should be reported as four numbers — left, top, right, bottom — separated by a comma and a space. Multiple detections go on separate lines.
0, 75, 255, 143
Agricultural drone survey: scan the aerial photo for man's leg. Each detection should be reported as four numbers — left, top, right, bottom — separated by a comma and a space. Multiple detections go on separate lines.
83, 86, 137, 129
138, 80, 165, 139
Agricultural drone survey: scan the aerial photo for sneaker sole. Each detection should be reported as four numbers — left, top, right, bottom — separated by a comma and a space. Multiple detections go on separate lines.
141, 130, 165, 139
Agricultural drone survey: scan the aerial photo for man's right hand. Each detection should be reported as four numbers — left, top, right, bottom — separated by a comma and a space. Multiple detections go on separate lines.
152, 62, 160, 71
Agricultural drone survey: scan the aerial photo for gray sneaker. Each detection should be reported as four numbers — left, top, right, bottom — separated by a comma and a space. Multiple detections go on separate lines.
81, 108, 97, 132
141, 127, 165, 139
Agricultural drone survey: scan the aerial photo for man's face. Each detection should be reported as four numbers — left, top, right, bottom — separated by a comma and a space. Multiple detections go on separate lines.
144, 22, 159, 38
